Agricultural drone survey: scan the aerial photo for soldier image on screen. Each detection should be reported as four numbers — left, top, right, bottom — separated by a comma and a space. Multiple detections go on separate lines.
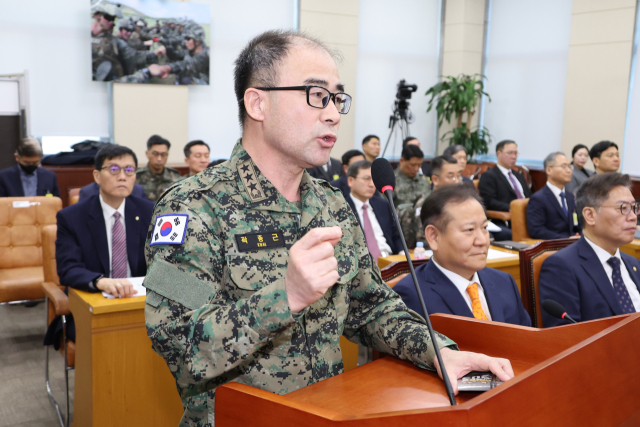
154, 23, 209, 85
91, 1, 167, 81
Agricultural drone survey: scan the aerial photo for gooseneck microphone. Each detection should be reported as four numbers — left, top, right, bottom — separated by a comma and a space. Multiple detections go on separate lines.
542, 299, 577, 324
371, 158, 457, 406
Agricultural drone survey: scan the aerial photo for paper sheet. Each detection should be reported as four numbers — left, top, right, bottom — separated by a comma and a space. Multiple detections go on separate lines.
486, 222, 502, 232
102, 276, 146, 299
487, 248, 518, 260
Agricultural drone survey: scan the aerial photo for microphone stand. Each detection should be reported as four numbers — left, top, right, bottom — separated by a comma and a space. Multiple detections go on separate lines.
381, 188, 457, 405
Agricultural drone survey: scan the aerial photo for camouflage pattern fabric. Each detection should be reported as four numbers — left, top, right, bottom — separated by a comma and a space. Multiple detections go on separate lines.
92, 31, 159, 80
169, 46, 210, 85
136, 166, 182, 202
144, 140, 457, 426
393, 168, 431, 248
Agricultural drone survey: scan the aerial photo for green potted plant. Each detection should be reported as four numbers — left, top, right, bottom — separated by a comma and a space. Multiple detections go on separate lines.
425, 74, 492, 160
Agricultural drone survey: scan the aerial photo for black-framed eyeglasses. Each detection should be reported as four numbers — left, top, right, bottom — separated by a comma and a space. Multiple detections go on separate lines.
254, 85, 352, 114
184, 36, 193, 41
601, 202, 640, 216
101, 165, 136, 176
100, 13, 116, 22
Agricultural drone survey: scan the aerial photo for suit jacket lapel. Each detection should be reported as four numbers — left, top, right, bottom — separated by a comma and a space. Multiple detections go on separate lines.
426, 262, 475, 318
10, 166, 25, 197
543, 185, 569, 225
477, 269, 503, 322
124, 198, 140, 276
36, 169, 45, 196
494, 168, 516, 198
87, 197, 110, 275
621, 256, 640, 294
578, 238, 623, 315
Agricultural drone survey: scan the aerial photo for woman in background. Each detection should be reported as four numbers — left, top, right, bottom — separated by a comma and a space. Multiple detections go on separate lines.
565, 144, 594, 194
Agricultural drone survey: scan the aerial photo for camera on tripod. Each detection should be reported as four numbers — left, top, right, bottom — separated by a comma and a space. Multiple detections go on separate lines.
396, 79, 418, 101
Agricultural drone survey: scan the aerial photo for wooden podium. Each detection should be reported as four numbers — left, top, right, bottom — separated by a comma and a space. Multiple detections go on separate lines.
216, 313, 640, 426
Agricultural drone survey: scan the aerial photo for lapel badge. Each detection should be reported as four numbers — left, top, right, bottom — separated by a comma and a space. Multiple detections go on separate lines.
634, 266, 637, 272
135, 216, 139, 221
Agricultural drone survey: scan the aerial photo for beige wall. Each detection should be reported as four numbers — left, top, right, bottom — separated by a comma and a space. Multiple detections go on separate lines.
299, 0, 359, 160
112, 83, 189, 167
560, 0, 636, 160
438, 0, 486, 154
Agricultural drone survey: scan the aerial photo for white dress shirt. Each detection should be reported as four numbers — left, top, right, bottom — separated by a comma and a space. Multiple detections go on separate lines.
349, 195, 393, 255
496, 164, 524, 197
431, 257, 492, 320
99, 195, 131, 278
584, 236, 640, 312
546, 181, 567, 209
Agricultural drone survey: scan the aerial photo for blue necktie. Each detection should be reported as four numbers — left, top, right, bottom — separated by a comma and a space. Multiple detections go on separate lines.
559, 192, 569, 217
607, 257, 636, 314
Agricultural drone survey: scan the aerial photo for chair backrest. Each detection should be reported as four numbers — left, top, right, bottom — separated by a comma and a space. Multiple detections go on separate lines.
0, 197, 62, 270
70, 195, 80, 205
473, 179, 479, 190
510, 198, 531, 241
519, 238, 577, 327
41, 225, 59, 285
380, 259, 429, 288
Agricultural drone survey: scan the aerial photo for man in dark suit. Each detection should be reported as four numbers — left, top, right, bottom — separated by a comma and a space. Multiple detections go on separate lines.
329, 149, 364, 195
0, 137, 60, 198
79, 181, 147, 200
539, 173, 640, 327
306, 156, 343, 182
527, 152, 581, 239
44, 145, 154, 347
344, 160, 402, 257
478, 140, 531, 240
394, 185, 531, 327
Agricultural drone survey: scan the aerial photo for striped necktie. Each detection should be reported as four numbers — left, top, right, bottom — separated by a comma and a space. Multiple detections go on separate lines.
111, 211, 128, 279
466, 282, 489, 320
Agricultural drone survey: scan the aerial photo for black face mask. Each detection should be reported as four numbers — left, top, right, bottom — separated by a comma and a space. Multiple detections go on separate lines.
19, 163, 38, 175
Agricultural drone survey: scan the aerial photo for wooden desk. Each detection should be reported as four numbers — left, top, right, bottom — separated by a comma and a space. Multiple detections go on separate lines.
378, 246, 522, 291
68, 289, 183, 427
621, 239, 640, 260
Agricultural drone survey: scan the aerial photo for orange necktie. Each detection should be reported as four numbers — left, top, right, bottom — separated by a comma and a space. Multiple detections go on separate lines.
466, 282, 489, 320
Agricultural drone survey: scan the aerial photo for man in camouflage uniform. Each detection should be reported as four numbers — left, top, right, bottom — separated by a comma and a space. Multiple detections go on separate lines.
136, 135, 182, 202
91, 2, 166, 81
394, 144, 431, 248
144, 30, 513, 426
154, 23, 209, 85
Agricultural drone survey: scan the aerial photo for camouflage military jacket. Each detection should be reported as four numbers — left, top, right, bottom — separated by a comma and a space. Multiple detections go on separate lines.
169, 46, 210, 84
144, 141, 456, 427
136, 166, 182, 202
393, 167, 431, 210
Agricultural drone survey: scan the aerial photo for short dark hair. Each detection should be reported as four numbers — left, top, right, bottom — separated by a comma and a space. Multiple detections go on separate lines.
401, 144, 424, 161
402, 136, 418, 148
234, 30, 336, 126
147, 134, 171, 150
443, 144, 466, 158
362, 135, 379, 145
543, 152, 566, 171
346, 160, 372, 178
571, 144, 589, 159
421, 184, 485, 231
589, 140, 618, 160
208, 159, 226, 168
341, 149, 364, 166
184, 140, 210, 157
496, 139, 516, 153
94, 144, 138, 170
431, 155, 458, 176
16, 137, 43, 158
575, 173, 631, 225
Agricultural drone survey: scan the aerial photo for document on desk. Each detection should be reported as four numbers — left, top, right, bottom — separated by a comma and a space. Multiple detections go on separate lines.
487, 249, 518, 260
102, 276, 147, 299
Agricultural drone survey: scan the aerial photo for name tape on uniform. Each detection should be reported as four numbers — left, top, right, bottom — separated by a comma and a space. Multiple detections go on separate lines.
236, 231, 285, 252
151, 214, 189, 245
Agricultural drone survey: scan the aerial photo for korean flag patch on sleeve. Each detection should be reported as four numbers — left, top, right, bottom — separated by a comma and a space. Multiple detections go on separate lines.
151, 214, 189, 245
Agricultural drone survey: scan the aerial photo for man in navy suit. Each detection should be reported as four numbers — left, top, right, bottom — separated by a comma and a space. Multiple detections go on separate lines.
329, 149, 364, 196
306, 156, 343, 182
344, 160, 402, 257
478, 140, 531, 240
527, 152, 581, 239
0, 137, 60, 198
44, 145, 154, 347
539, 173, 640, 327
394, 185, 531, 326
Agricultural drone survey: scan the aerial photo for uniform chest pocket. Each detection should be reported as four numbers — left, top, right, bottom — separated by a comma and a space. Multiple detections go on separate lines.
225, 251, 287, 292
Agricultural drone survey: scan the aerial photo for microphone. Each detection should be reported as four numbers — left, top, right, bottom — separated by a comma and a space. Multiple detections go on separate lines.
371, 158, 457, 406
542, 299, 577, 324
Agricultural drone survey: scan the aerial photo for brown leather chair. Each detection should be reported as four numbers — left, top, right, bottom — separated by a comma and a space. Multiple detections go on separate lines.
0, 197, 62, 303
510, 198, 531, 241
380, 259, 429, 288
518, 238, 577, 327
41, 224, 74, 427
68, 188, 80, 206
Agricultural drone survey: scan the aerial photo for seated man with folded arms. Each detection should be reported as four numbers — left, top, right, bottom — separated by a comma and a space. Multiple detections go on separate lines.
394, 185, 531, 327
539, 173, 639, 327
0, 137, 60, 197
330, 149, 365, 195
527, 152, 581, 239
44, 145, 155, 347
344, 160, 402, 258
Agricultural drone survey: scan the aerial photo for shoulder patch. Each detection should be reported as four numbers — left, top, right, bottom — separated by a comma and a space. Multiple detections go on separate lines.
150, 214, 189, 245
237, 160, 267, 202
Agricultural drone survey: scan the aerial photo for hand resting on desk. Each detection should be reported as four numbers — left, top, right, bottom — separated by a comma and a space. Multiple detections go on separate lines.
435, 347, 514, 394
97, 278, 138, 298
